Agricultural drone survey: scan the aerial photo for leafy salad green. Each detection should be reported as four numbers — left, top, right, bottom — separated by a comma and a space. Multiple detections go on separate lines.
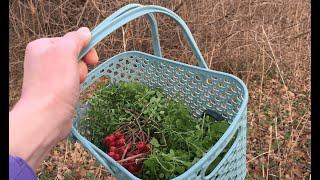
79, 82, 233, 179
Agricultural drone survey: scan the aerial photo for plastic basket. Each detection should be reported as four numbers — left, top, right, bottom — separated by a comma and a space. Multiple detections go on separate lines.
71, 4, 249, 180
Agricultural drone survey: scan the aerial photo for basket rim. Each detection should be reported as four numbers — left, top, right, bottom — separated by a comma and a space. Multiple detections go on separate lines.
72, 51, 249, 180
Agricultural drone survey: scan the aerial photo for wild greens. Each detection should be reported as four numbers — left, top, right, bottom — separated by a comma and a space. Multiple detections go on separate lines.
79, 82, 232, 179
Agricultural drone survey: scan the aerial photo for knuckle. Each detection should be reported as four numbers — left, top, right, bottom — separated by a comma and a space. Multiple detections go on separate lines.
26, 41, 36, 51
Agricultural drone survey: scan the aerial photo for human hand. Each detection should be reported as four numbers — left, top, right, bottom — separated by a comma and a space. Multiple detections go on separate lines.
9, 27, 99, 170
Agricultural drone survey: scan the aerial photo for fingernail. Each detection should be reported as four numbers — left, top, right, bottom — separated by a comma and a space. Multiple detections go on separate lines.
77, 27, 91, 38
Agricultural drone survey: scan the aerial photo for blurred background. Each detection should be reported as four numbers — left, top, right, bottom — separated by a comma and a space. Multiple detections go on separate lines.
9, 0, 310, 179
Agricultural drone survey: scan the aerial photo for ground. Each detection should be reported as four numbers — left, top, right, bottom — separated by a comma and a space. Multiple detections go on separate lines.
9, 0, 310, 179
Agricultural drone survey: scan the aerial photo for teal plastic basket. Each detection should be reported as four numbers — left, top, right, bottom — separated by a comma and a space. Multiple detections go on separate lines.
71, 4, 248, 180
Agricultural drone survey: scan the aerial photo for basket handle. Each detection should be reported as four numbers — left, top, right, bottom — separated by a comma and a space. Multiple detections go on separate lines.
91, 4, 162, 57
79, 4, 209, 69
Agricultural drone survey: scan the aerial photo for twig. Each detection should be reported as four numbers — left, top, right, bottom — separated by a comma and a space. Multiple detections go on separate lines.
247, 151, 269, 163
261, 25, 293, 123
266, 126, 273, 179
117, 153, 148, 163
121, 143, 132, 160
76, 0, 89, 27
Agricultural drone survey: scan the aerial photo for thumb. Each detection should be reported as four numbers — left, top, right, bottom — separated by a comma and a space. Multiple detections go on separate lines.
60, 27, 91, 57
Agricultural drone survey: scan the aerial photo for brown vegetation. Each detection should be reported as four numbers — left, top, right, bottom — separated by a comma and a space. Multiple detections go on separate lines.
9, 0, 310, 179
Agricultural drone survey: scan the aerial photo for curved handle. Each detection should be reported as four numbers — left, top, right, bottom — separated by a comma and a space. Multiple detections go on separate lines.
79, 4, 209, 69
91, 4, 162, 57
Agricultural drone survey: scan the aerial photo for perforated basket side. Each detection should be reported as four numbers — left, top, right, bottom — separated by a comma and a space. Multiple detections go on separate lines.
72, 51, 248, 180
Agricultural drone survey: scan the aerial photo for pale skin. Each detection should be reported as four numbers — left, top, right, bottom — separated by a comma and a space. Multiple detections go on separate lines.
9, 27, 99, 171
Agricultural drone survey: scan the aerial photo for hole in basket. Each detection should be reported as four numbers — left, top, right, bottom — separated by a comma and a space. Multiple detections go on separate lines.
108, 63, 113, 67
119, 58, 123, 62
100, 69, 105, 73
120, 73, 125, 78
91, 75, 96, 80
204, 129, 238, 176
192, 78, 198, 85
107, 69, 112, 74
197, 170, 201, 177
114, 71, 119, 76
116, 64, 121, 69
222, 112, 228, 118
195, 75, 201, 81
133, 64, 138, 68
130, 69, 135, 73
224, 79, 231, 84
230, 86, 237, 93
207, 78, 213, 84
143, 60, 149, 65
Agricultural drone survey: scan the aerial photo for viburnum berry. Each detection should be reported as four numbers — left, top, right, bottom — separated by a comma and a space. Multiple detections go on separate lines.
127, 165, 136, 173
127, 163, 142, 174
117, 146, 126, 156
104, 135, 116, 146
114, 131, 124, 139
137, 142, 150, 153
108, 146, 117, 153
116, 138, 126, 147
108, 151, 120, 161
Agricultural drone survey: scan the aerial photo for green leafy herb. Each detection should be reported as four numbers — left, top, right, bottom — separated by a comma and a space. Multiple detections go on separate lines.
79, 82, 232, 179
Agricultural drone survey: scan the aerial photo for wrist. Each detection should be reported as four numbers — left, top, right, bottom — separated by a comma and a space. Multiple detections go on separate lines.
9, 93, 72, 170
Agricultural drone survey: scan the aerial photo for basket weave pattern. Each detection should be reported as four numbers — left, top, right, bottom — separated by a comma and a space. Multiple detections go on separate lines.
73, 52, 247, 180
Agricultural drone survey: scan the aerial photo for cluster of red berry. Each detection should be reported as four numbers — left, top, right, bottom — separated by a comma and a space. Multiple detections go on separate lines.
103, 131, 150, 174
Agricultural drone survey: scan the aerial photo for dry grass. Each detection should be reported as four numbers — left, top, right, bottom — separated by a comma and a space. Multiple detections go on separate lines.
9, 0, 310, 179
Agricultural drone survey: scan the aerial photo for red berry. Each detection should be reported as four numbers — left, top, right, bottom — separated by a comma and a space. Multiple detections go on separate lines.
114, 131, 124, 139
109, 141, 116, 147
108, 146, 117, 153
136, 142, 146, 150
104, 135, 116, 146
107, 151, 116, 158
108, 151, 120, 161
116, 138, 126, 147
143, 144, 151, 152
114, 154, 120, 161
134, 163, 143, 172
127, 163, 142, 174
117, 146, 125, 156
127, 165, 136, 173
137, 142, 150, 153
